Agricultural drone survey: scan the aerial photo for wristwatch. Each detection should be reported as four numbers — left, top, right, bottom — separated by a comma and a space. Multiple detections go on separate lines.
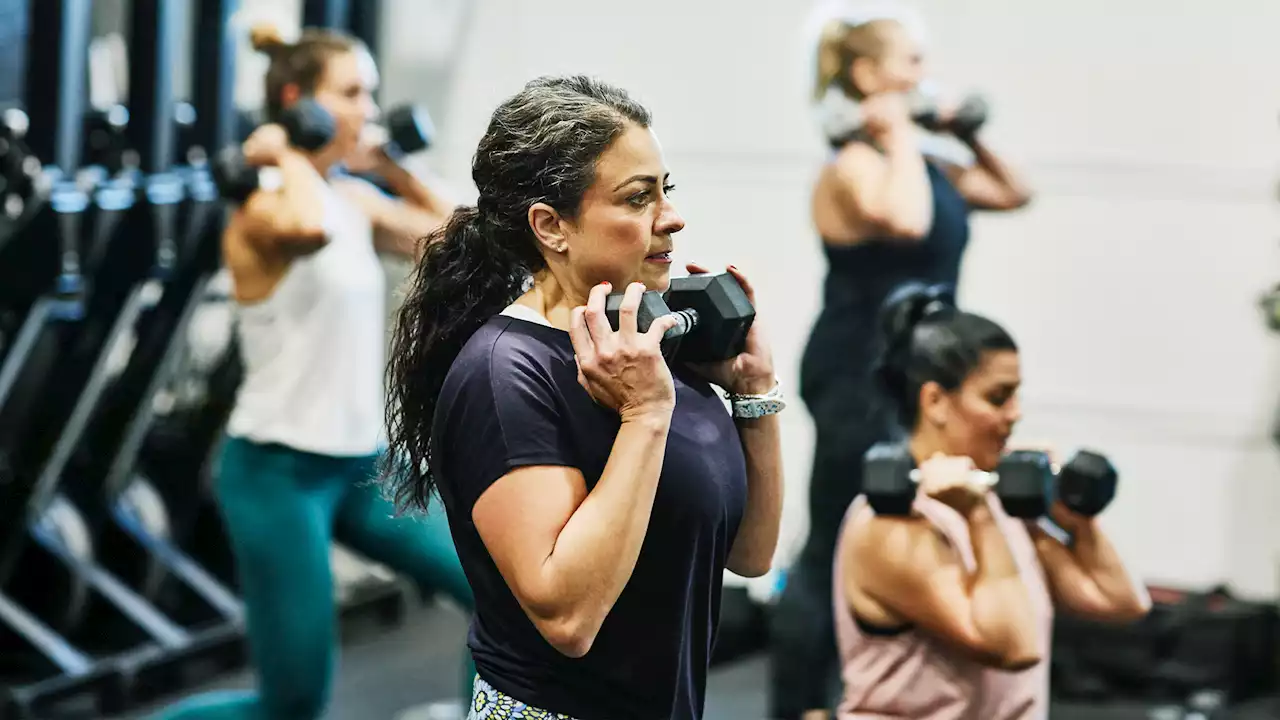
725, 381, 786, 420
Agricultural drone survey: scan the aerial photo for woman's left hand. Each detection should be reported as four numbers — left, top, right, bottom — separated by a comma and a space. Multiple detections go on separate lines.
681, 262, 776, 395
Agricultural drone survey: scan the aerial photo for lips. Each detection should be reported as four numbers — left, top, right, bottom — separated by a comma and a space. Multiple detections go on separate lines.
645, 251, 672, 262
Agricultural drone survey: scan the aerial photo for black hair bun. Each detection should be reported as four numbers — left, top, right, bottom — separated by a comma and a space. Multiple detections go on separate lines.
874, 281, 955, 402
879, 282, 955, 347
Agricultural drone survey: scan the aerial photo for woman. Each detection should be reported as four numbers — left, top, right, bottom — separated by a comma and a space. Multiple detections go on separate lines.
153, 25, 472, 719
382, 75, 786, 720
832, 282, 1149, 719
770, 9, 1034, 719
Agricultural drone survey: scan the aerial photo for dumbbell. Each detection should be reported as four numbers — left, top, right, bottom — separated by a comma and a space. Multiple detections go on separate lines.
603, 272, 755, 363
211, 97, 337, 203
862, 443, 1117, 519
377, 104, 435, 160
912, 93, 990, 140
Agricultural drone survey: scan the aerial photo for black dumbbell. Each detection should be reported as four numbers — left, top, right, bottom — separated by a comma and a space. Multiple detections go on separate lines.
380, 104, 434, 160
603, 272, 755, 363
861, 443, 1053, 518
211, 97, 337, 203
1055, 450, 1117, 517
913, 93, 989, 140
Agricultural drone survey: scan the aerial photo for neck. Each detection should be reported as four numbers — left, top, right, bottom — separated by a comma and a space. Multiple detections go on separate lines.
517, 269, 587, 332
908, 425, 948, 466
308, 146, 343, 178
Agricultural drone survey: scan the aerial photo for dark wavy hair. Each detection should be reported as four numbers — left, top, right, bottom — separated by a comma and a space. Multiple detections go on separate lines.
381, 75, 652, 513
874, 282, 1018, 429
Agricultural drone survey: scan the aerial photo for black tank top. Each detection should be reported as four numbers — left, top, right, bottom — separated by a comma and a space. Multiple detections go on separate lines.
799, 160, 971, 408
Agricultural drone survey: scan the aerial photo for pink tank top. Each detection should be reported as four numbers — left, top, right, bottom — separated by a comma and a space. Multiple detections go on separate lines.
833, 493, 1054, 720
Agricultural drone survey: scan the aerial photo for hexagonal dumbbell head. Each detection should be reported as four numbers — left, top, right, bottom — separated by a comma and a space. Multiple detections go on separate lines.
1056, 450, 1117, 517
663, 272, 755, 363
863, 442, 917, 517
383, 104, 434, 158
995, 450, 1054, 519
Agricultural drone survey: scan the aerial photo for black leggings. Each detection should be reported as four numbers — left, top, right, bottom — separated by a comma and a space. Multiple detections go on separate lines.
767, 384, 896, 718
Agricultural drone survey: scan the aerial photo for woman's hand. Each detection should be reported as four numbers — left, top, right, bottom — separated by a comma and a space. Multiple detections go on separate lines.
242, 123, 291, 167
681, 263, 776, 395
344, 124, 392, 175
860, 92, 916, 142
570, 281, 680, 423
918, 453, 989, 516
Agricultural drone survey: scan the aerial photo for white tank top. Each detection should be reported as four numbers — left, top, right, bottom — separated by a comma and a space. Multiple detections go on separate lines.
226, 180, 387, 456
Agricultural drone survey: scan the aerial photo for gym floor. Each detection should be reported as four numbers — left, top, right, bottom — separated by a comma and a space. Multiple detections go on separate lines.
115, 597, 1278, 720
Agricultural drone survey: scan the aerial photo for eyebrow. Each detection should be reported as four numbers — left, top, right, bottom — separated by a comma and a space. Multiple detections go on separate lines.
613, 172, 670, 192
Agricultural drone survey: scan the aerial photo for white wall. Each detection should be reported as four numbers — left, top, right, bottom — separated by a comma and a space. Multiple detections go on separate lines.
239, 0, 1280, 598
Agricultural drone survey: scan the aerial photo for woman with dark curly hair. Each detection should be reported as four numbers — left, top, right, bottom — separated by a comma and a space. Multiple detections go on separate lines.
383, 74, 786, 720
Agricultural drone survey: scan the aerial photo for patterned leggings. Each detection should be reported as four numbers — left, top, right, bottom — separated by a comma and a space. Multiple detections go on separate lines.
467, 676, 581, 720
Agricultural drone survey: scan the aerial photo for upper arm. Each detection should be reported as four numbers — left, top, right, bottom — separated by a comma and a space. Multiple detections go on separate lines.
828, 143, 929, 240
239, 188, 328, 254
942, 163, 1030, 212
472, 465, 587, 621
853, 515, 1013, 667
1027, 525, 1118, 622
440, 338, 580, 617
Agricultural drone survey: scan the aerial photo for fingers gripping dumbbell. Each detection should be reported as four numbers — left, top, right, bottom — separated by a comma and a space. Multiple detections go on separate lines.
603, 272, 756, 362
211, 98, 337, 203
861, 444, 1110, 519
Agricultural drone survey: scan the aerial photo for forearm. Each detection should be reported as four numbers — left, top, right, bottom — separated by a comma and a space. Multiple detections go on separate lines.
967, 504, 1040, 661
726, 413, 783, 577
376, 159, 454, 220
963, 136, 1032, 204
876, 130, 933, 236
541, 414, 670, 632
1069, 520, 1151, 614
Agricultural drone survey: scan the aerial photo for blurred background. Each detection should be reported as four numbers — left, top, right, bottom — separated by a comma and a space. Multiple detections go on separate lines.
1, 0, 1279, 718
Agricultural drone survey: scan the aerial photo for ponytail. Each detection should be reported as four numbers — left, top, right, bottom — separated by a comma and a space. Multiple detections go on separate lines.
874, 281, 1016, 430
381, 206, 532, 513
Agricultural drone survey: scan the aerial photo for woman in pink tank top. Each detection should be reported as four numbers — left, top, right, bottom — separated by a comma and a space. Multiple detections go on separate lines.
831, 284, 1150, 720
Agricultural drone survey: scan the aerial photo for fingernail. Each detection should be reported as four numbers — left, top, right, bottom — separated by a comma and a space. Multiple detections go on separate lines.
728, 264, 738, 270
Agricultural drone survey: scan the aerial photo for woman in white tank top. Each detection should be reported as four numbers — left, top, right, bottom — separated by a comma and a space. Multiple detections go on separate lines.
831, 283, 1150, 720
152, 23, 474, 720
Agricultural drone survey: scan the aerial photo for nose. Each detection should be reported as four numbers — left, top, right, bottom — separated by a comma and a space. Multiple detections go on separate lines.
1005, 397, 1023, 426
656, 196, 685, 235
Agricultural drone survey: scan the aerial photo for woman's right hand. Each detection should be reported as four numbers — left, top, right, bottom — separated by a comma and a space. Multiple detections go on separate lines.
570, 281, 679, 423
242, 123, 290, 166
860, 92, 915, 141
918, 453, 989, 515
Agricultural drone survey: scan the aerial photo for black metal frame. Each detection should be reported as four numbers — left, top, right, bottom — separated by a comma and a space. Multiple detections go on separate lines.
302, 0, 382, 66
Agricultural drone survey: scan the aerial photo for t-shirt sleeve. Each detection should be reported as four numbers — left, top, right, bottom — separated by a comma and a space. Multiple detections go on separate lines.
438, 332, 577, 511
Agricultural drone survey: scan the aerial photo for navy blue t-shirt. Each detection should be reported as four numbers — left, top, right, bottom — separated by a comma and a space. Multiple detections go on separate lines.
431, 313, 749, 720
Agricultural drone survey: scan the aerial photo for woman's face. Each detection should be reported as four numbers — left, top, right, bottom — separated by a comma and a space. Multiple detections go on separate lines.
556, 123, 686, 294
851, 21, 925, 96
309, 50, 375, 155
929, 350, 1023, 472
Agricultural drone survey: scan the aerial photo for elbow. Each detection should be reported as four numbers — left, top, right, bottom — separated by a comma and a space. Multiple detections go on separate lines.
866, 210, 929, 240
728, 557, 773, 579
534, 611, 601, 659
1101, 596, 1152, 625
996, 648, 1043, 672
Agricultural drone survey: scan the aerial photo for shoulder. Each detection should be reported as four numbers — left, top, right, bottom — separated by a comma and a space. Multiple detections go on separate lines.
444, 316, 574, 399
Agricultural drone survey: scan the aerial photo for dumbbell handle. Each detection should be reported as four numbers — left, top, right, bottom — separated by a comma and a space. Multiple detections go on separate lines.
661, 308, 698, 340
905, 468, 998, 489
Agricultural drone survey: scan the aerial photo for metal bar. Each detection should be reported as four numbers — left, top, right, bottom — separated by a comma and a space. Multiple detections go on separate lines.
0, 590, 92, 674
24, 0, 91, 171
126, 0, 184, 173
347, 0, 382, 65
301, 0, 349, 29
190, 0, 239, 154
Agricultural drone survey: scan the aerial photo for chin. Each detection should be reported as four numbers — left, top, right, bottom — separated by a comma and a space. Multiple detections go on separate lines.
642, 266, 672, 292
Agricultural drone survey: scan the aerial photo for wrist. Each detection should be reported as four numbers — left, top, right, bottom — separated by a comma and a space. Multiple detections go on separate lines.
619, 406, 673, 433
729, 375, 776, 395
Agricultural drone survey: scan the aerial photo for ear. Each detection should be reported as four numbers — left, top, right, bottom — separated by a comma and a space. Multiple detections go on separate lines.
918, 380, 949, 428
849, 56, 880, 97
280, 82, 301, 108
528, 202, 569, 255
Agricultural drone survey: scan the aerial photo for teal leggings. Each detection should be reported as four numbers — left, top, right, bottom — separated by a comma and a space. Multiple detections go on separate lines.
152, 437, 474, 719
